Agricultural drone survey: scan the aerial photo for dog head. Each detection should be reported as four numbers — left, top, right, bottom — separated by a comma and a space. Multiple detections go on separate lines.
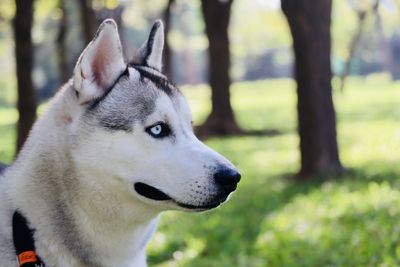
69, 19, 240, 212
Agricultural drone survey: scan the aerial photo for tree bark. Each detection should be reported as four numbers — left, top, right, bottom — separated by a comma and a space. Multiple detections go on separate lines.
282, 0, 344, 179
57, 0, 69, 83
13, 0, 37, 153
197, 0, 241, 137
78, 0, 96, 45
163, 0, 174, 78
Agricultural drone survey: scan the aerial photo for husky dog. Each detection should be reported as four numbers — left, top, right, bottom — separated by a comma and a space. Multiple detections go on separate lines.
0, 19, 240, 266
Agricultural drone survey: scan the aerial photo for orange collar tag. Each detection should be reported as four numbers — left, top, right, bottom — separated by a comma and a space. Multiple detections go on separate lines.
18, 251, 37, 266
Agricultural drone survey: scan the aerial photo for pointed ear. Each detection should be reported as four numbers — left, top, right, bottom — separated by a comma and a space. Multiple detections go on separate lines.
73, 19, 125, 104
133, 20, 164, 71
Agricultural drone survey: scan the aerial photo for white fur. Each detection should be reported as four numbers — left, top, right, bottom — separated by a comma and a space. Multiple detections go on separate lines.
0, 85, 158, 266
0, 19, 238, 267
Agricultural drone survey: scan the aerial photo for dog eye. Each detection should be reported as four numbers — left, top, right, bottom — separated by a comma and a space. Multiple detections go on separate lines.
146, 122, 171, 138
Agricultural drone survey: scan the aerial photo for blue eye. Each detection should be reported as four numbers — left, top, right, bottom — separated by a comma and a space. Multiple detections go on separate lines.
146, 122, 171, 138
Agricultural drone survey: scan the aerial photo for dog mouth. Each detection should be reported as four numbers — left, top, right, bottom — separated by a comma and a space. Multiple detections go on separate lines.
134, 182, 172, 201
134, 182, 225, 210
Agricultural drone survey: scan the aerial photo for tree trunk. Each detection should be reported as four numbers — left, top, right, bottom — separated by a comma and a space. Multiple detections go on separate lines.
339, 9, 367, 92
163, 0, 174, 78
13, 0, 37, 153
373, 0, 396, 80
389, 34, 400, 80
197, 0, 241, 137
96, 5, 125, 41
57, 0, 69, 83
282, 0, 344, 179
78, 0, 96, 45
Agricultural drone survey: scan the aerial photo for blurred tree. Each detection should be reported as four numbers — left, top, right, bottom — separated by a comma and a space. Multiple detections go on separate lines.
57, 0, 69, 83
340, 0, 385, 90
96, 1, 126, 53
282, 0, 344, 179
13, 0, 37, 153
96, 5, 125, 40
389, 34, 400, 80
163, 0, 175, 78
78, 0, 96, 45
339, 3, 368, 91
197, 0, 242, 137
371, 0, 400, 81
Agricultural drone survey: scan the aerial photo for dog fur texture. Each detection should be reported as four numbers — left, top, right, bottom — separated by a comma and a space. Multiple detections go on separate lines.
0, 19, 240, 267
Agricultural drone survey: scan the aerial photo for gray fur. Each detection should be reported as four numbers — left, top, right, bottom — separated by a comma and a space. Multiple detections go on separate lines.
86, 72, 158, 132
133, 65, 177, 96
85, 66, 180, 133
26, 142, 99, 266
0, 19, 239, 267
0, 163, 7, 174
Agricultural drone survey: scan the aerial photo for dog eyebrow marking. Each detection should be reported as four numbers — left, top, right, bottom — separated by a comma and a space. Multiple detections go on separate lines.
84, 64, 177, 133
129, 64, 177, 96
84, 69, 158, 133
97, 114, 133, 132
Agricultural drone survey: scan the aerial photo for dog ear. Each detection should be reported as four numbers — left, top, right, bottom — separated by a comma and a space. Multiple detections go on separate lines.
133, 20, 164, 72
73, 19, 125, 104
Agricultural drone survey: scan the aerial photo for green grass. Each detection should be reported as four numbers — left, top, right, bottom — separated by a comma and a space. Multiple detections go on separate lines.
1, 77, 400, 266
0, 107, 17, 163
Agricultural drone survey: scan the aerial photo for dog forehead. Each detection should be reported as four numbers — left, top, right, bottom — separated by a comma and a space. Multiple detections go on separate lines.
84, 69, 182, 131
84, 77, 158, 131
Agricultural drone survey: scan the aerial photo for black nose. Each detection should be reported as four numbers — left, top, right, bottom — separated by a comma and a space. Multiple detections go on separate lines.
214, 168, 241, 192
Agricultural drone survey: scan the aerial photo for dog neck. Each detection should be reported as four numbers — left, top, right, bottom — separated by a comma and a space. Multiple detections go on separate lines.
9, 145, 160, 267
58, 168, 160, 266
7, 86, 160, 266
68, 166, 160, 266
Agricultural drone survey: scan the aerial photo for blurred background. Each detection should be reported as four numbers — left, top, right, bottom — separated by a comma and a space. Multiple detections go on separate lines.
1, 0, 400, 266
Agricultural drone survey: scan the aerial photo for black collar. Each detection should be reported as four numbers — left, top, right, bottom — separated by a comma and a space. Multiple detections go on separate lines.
12, 211, 45, 267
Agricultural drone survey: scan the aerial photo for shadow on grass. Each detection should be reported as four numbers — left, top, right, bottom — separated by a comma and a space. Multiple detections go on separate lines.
149, 164, 400, 267
252, 171, 400, 267
253, 207, 400, 267
148, 174, 329, 266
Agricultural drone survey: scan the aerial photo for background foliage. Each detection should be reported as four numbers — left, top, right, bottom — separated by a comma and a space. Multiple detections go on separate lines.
1, 0, 400, 266
1, 76, 399, 266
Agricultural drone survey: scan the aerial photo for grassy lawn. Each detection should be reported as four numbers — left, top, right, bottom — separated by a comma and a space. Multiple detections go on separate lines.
1, 77, 400, 266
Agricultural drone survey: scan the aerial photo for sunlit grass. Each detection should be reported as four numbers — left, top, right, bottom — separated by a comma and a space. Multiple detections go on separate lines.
0, 77, 399, 266
147, 77, 400, 267
184, 79, 297, 132
0, 107, 17, 163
